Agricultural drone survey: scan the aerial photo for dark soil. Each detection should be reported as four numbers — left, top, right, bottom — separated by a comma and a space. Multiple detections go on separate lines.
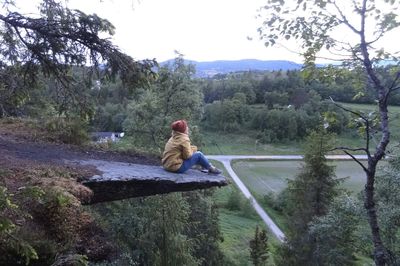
0, 134, 159, 164
0, 127, 159, 170
0, 119, 159, 263
0, 119, 160, 182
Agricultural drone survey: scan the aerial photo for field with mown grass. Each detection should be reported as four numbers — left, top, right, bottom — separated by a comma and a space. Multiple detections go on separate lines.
211, 160, 277, 266
230, 159, 377, 265
231, 159, 380, 196
202, 131, 304, 155
229, 159, 372, 233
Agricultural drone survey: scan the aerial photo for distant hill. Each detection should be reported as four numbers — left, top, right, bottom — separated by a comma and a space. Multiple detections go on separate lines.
160, 59, 303, 77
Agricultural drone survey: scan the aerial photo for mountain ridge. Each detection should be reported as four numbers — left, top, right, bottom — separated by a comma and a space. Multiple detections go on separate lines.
160, 59, 304, 77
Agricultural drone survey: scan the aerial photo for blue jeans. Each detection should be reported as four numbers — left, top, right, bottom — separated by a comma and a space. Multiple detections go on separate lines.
177, 151, 211, 173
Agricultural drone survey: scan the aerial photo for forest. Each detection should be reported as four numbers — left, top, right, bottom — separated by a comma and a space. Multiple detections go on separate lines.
1, 0, 400, 265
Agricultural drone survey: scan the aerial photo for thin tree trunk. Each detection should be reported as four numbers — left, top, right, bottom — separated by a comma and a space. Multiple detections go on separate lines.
358, 1, 390, 261
365, 167, 387, 265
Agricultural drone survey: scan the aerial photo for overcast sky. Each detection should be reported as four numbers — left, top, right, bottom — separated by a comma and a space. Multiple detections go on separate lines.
62, 0, 305, 63
16, 0, 399, 64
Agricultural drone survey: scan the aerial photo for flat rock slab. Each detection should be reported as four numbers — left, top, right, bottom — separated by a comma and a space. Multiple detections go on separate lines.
71, 160, 228, 204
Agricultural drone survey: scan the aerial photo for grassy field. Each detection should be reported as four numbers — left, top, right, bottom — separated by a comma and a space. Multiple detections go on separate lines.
211, 160, 276, 266
231, 159, 375, 196
230, 159, 370, 234
202, 131, 304, 155
230, 159, 377, 265
337, 102, 400, 148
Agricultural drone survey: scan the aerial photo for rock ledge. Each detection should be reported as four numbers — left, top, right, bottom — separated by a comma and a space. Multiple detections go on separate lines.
74, 160, 228, 204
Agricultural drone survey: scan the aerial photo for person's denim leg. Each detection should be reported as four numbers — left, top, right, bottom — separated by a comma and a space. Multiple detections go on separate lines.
177, 152, 211, 173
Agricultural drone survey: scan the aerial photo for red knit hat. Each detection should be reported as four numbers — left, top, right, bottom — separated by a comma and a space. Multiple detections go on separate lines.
171, 120, 187, 133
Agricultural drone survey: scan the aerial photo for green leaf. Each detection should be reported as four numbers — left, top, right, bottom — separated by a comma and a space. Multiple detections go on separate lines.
0, 217, 16, 233
352, 91, 365, 100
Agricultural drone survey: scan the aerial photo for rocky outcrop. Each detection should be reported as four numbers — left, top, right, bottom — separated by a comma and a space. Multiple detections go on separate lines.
74, 160, 228, 204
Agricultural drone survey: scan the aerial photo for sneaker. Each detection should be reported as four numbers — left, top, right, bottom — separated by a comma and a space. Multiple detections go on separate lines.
192, 165, 208, 173
191, 165, 203, 171
208, 166, 222, 175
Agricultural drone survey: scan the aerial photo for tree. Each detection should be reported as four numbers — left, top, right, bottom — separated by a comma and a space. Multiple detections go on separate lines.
308, 195, 359, 265
264, 91, 289, 109
249, 225, 269, 266
258, 1, 400, 264
0, 0, 156, 117
184, 191, 225, 266
123, 56, 203, 150
91, 194, 199, 266
275, 129, 340, 265
375, 152, 400, 264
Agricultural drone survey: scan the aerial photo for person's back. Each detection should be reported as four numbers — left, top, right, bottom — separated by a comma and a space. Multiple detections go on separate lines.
161, 120, 221, 175
162, 130, 192, 172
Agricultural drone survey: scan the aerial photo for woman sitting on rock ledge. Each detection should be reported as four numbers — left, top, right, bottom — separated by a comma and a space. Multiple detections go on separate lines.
162, 120, 222, 175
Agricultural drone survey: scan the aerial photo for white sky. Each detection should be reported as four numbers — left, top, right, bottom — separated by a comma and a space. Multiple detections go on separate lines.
13, 0, 400, 64
64, 0, 305, 63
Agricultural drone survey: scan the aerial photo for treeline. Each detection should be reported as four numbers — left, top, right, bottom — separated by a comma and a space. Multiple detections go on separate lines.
2, 57, 399, 148
89, 60, 400, 146
201, 66, 400, 142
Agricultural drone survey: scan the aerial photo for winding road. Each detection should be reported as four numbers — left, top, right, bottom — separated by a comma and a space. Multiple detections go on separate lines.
208, 155, 368, 242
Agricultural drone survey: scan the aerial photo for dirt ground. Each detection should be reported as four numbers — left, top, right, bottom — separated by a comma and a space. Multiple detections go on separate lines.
0, 119, 159, 181
0, 119, 150, 263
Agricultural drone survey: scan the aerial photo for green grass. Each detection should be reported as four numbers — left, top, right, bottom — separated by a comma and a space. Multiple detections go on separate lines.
230, 159, 370, 232
337, 102, 400, 148
230, 159, 377, 265
340, 102, 400, 113
202, 131, 304, 155
232, 160, 371, 196
231, 159, 385, 236
218, 210, 265, 265
211, 160, 276, 265
109, 136, 162, 156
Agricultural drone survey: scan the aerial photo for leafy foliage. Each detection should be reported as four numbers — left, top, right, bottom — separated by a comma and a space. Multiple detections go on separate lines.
123, 56, 203, 151
308, 195, 359, 265
375, 154, 400, 264
249, 225, 269, 266
0, 0, 156, 119
89, 191, 225, 266
275, 129, 342, 265
0, 186, 40, 265
258, 1, 400, 264
45, 117, 89, 145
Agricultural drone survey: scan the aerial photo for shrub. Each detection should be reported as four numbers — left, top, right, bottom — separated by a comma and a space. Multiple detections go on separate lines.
263, 190, 288, 213
0, 186, 41, 265
45, 117, 89, 145
226, 189, 242, 211
241, 198, 257, 218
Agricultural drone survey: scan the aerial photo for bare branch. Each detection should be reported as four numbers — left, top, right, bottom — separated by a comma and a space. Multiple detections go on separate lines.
329, 97, 368, 121
388, 71, 400, 91
331, 147, 367, 153
343, 150, 369, 173
366, 30, 385, 46
332, 1, 360, 34
391, 86, 400, 93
